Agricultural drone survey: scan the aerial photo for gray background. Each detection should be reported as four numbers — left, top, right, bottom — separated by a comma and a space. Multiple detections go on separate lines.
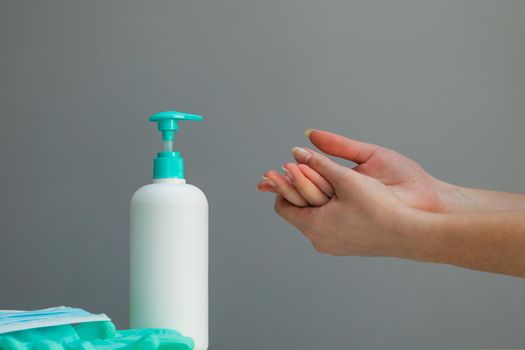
1, 0, 525, 349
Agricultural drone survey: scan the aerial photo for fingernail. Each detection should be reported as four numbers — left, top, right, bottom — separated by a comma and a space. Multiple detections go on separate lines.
262, 176, 276, 187
305, 128, 314, 138
292, 147, 312, 162
281, 164, 293, 180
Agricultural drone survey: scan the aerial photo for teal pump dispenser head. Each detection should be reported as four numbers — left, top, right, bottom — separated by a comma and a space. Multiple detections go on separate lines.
149, 110, 203, 179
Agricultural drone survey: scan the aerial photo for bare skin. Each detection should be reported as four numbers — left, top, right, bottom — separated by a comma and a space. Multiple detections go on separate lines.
257, 129, 525, 278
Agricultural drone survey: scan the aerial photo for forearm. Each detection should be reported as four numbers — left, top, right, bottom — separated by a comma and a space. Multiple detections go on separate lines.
436, 180, 525, 213
400, 210, 525, 278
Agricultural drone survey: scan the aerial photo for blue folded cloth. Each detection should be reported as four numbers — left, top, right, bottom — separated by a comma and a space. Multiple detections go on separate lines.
0, 308, 194, 350
0, 321, 194, 350
0, 307, 110, 334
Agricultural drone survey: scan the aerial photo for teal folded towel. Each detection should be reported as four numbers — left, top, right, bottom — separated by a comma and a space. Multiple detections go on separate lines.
0, 321, 194, 350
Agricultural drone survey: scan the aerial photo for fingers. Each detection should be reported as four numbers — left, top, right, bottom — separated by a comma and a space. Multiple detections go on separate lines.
282, 163, 330, 206
273, 194, 309, 229
291, 147, 348, 187
263, 170, 309, 207
259, 164, 332, 207
297, 164, 335, 197
305, 129, 379, 164
256, 180, 276, 193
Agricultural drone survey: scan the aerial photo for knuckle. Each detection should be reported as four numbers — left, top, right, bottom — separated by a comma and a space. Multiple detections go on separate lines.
309, 156, 326, 171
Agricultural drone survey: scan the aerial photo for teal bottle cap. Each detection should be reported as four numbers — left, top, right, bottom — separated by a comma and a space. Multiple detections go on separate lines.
149, 110, 203, 179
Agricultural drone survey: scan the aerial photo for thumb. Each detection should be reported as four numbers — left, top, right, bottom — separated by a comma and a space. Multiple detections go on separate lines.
292, 147, 348, 188
306, 129, 379, 164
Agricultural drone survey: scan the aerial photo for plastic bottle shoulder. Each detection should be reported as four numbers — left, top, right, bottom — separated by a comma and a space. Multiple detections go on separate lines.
131, 182, 208, 206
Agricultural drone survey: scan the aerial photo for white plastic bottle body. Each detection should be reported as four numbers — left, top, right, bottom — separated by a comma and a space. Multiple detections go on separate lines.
130, 179, 208, 350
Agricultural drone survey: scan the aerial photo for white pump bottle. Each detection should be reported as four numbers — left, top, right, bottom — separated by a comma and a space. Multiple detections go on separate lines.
130, 111, 208, 350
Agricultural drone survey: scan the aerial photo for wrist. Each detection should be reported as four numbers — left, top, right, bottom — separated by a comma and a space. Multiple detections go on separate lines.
433, 179, 471, 213
391, 208, 446, 262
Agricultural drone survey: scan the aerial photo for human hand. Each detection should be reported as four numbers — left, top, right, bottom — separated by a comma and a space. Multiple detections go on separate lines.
271, 147, 414, 256
257, 130, 525, 272
257, 162, 334, 207
258, 129, 449, 212
270, 152, 525, 273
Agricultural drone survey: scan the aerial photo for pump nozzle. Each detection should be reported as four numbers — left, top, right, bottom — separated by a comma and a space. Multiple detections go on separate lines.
149, 110, 204, 179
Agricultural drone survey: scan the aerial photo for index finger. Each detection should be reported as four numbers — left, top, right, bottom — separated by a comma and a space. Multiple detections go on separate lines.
297, 164, 335, 197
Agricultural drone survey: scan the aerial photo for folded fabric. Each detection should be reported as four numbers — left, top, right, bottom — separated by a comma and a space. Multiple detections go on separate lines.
0, 307, 110, 334
0, 321, 194, 350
